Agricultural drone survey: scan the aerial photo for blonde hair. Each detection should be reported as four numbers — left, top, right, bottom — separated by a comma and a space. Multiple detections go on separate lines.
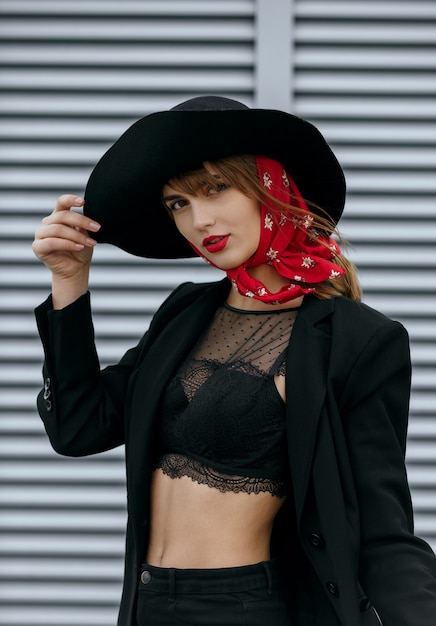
167, 154, 362, 302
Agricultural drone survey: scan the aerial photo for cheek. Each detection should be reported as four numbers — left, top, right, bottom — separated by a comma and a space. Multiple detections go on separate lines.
250, 208, 262, 245
252, 229, 261, 255
172, 214, 190, 238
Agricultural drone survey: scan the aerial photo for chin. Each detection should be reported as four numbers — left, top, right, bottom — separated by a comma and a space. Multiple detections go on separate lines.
210, 259, 244, 271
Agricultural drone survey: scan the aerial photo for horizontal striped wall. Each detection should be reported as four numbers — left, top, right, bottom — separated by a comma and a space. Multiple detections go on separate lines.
0, 1, 435, 624
0, 3, 256, 625
292, 0, 436, 543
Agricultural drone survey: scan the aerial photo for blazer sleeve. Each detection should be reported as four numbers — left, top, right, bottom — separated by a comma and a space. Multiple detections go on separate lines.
341, 320, 436, 624
34, 292, 149, 457
34, 282, 196, 458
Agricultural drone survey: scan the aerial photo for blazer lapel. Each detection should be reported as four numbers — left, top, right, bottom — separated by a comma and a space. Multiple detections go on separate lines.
127, 279, 230, 470
285, 295, 335, 522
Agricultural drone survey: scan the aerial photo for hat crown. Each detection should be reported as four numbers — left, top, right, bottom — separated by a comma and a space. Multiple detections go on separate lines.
171, 95, 249, 112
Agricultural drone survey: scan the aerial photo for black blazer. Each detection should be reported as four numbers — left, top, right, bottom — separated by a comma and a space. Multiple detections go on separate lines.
35, 278, 436, 626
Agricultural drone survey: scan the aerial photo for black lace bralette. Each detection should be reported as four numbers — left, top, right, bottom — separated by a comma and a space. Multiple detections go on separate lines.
154, 303, 298, 497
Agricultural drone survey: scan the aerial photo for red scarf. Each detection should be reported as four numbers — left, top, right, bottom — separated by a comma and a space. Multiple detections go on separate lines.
194, 156, 345, 304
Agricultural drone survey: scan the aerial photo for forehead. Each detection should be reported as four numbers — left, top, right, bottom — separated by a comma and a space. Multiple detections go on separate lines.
162, 162, 223, 194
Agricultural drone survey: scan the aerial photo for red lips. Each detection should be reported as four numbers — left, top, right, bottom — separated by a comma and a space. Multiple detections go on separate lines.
202, 235, 229, 253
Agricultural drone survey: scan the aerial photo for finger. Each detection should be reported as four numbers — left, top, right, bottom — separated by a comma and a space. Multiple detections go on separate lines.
35, 223, 98, 248
53, 195, 101, 232
54, 194, 85, 212
32, 236, 88, 256
42, 205, 100, 233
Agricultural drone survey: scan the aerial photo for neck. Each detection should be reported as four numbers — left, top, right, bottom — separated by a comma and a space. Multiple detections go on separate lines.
226, 264, 304, 311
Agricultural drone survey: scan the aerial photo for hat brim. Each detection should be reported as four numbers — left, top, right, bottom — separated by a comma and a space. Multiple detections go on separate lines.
84, 108, 345, 259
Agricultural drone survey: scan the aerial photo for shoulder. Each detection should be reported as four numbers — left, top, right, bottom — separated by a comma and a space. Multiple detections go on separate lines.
303, 294, 409, 358
147, 278, 229, 330
328, 297, 410, 370
303, 293, 407, 335
332, 296, 407, 336
157, 278, 229, 311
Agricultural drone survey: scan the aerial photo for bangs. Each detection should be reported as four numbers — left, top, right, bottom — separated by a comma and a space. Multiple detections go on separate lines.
167, 165, 231, 196
166, 155, 258, 198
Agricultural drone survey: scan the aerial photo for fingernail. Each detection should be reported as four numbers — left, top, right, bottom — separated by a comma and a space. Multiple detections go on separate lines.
75, 196, 84, 204
88, 221, 101, 231
86, 238, 97, 246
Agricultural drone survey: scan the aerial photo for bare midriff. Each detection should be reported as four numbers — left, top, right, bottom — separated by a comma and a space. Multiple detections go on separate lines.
146, 469, 286, 569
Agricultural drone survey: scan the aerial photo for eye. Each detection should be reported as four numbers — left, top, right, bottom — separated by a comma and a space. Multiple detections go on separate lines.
207, 183, 230, 196
168, 198, 189, 211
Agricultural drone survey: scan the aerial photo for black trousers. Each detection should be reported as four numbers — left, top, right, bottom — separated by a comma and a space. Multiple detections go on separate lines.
136, 559, 292, 626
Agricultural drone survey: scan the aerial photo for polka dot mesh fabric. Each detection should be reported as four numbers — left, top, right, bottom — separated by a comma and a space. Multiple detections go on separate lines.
154, 304, 299, 497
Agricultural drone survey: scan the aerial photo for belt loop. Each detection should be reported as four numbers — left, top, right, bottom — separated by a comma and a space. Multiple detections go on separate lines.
262, 562, 273, 596
168, 568, 176, 602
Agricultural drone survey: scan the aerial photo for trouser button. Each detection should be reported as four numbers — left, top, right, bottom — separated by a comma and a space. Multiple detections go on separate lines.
141, 570, 152, 584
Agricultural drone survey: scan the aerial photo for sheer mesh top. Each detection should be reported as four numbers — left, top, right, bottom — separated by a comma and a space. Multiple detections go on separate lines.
154, 303, 298, 497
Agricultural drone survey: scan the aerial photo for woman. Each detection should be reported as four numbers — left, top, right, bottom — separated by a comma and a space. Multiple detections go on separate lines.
32, 96, 436, 626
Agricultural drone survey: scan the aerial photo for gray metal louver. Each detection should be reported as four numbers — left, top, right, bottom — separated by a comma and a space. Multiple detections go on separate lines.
0, 1, 435, 624
292, 0, 436, 546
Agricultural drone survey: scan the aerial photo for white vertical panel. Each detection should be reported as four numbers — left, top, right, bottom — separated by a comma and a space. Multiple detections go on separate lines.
255, 0, 293, 110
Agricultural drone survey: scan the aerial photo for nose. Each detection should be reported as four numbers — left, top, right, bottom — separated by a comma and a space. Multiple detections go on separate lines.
190, 199, 215, 230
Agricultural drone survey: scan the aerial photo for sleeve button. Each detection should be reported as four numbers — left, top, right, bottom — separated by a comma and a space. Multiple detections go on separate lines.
326, 582, 339, 597
45, 400, 52, 412
309, 533, 325, 548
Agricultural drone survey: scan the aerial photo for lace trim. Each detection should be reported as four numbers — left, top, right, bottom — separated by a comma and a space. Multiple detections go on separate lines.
276, 355, 287, 378
155, 453, 288, 498
174, 353, 287, 405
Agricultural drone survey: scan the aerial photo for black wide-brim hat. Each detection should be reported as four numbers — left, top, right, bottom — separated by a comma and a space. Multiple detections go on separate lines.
84, 96, 346, 259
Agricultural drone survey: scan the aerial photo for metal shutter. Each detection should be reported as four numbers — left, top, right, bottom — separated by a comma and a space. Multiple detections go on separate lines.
0, 2, 255, 624
0, 1, 435, 624
293, 0, 436, 547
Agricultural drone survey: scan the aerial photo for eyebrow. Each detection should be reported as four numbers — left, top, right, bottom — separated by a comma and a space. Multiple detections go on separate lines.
162, 193, 182, 202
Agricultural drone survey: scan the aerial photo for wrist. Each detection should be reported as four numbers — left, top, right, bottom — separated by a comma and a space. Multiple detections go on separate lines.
52, 274, 90, 309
